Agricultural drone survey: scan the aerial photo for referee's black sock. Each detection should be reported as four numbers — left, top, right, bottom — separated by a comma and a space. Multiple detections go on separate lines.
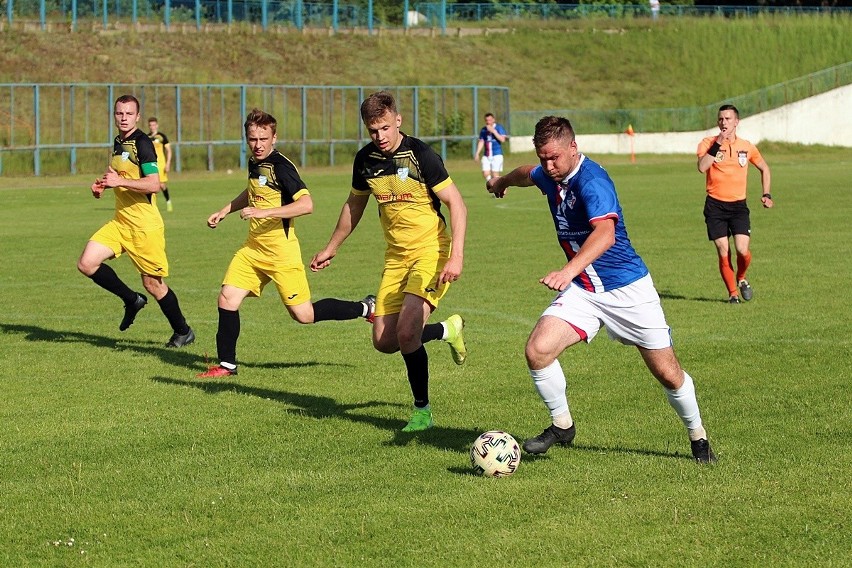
89, 264, 138, 305
156, 288, 190, 335
402, 345, 429, 408
312, 298, 363, 322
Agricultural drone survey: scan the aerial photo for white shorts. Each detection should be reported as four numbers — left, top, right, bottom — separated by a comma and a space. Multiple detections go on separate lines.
542, 274, 673, 349
480, 154, 504, 173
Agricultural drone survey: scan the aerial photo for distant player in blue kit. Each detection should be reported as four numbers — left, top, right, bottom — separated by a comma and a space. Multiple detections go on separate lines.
474, 112, 508, 182
486, 116, 716, 463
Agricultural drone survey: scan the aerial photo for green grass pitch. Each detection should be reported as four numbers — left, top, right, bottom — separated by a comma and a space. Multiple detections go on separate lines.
0, 146, 849, 566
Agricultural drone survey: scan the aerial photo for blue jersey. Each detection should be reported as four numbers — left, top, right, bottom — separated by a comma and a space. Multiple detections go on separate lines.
530, 156, 648, 292
479, 124, 507, 157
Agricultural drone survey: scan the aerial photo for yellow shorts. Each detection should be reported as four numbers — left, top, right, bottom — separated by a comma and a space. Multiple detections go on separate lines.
90, 219, 169, 277
223, 246, 311, 306
376, 250, 450, 316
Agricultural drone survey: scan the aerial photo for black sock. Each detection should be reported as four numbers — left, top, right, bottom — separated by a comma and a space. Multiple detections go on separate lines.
312, 298, 363, 322
217, 307, 239, 366
89, 264, 137, 304
157, 288, 190, 335
162, 187, 170, 201
421, 322, 443, 343
402, 345, 429, 408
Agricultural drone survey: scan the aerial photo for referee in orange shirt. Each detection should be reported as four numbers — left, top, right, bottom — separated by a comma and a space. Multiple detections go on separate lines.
697, 105, 773, 303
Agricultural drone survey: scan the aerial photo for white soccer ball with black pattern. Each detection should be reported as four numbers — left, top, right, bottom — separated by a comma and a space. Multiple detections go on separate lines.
470, 430, 521, 477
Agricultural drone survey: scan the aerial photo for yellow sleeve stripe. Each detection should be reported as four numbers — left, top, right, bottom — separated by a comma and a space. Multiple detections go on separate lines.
293, 188, 310, 200
431, 177, 453, 193
351, 187, 371, 196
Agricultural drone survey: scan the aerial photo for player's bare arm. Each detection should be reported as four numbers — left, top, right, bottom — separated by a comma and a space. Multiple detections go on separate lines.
436, 184, 467, 284
164, 143, 172, 173
756, 160, 774, 208
540, 219, 616, 291
474, 139, 484, 160
101, 166, 160, 194
91, 178, 106, 198
241, 194, 313, 221
487, 124, 507, 142
310, 193, 369, 272
207, 189, 249, 228
486, 165, 536, 198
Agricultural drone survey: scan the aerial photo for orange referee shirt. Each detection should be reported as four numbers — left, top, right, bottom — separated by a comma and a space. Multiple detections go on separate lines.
697, 135, 763, 202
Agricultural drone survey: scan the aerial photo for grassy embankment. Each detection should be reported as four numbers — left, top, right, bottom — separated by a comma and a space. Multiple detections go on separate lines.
1, 14, 850, 111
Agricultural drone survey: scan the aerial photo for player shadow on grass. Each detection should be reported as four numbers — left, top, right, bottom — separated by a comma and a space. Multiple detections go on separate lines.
0, 322, 204, 367
570, 442, 688, 461
445, 439, 688, 476
152, 375, 485, 454
0, 322, 348, 373
658, 290, 731, 303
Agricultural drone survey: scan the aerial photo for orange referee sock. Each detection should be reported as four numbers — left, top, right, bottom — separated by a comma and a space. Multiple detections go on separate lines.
718, 255, 737, 297
736, 251, 752, 282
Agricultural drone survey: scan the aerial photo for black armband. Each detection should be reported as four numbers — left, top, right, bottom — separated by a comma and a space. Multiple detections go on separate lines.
706, 142, 721, 156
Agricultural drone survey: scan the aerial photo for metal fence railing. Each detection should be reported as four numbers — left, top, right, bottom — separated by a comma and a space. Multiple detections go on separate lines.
415, 2, 852, 22
0, 83, 509, 176
511, 62, 852, 136
4, 1, 851, 33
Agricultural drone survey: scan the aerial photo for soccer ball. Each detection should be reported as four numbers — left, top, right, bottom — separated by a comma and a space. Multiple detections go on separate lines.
470, 430, 521, 477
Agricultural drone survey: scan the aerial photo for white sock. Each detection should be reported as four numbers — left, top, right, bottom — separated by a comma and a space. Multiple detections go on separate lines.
440, 322, 449, 340
220, 362, 236, 370
530, 360, 573, 428
665, 371, 704, 437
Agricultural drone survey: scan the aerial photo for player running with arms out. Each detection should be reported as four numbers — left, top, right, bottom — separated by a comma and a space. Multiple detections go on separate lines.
147, 117, 174, 212
78, 94, 194, 348
311, 91, 468, 432
697, 104, 772, 304
197, 109, 375, 378
487, 116, 716, 463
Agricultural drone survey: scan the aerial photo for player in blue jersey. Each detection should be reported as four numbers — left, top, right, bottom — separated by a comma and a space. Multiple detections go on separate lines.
486, 116, 716, 463
474, 113, 508, 182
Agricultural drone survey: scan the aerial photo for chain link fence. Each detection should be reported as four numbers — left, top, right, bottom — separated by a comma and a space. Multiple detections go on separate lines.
0, 83, 509, 175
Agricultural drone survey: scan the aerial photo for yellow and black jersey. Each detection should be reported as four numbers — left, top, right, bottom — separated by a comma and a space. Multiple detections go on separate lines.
149, 131, 170, 182
149, 131, 169, 165
244, 149, 309, 260
352, 134, 453, 255
110, 129, 162, 229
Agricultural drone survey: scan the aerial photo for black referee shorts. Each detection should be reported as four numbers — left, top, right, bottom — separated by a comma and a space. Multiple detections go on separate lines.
703, 196, 751, 240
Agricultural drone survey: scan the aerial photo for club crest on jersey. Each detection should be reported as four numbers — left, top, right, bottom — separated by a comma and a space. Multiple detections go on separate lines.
258, 175, 268, 186
121, 151, 130, 161
562, 189, 577, 210
738, 151, 748, 167
397, 167, 409, 181
557, 183, 576, 210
